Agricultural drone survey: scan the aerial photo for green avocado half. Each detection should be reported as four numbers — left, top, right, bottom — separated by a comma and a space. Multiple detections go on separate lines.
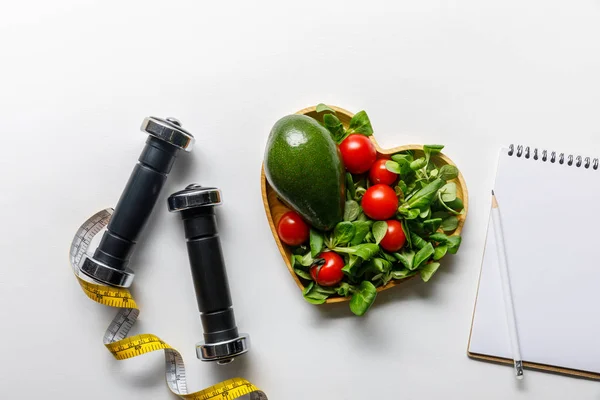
264, 114, 345, 232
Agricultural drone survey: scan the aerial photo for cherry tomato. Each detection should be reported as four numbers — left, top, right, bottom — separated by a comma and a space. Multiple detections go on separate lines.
380, 220, 406, 252
339, 134, 377, 174
369, 158, 398, 185
310, 251, 345, 286
277, 211, 309, 246
361, 184, 399, 220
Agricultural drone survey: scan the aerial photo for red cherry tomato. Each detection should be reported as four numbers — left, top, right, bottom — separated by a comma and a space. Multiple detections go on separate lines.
361, 184, 399, 220
339, 134, 377, 174
369, 159, 398, 185
277, 211, 309, 246
310, 251, 345, 286
380, 220, 406, 252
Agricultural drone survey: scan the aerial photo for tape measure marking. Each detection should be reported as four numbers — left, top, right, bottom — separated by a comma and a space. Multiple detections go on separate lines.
71, 208, 266, 400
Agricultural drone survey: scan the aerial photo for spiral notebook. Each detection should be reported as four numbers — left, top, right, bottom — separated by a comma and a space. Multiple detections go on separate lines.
468, 145, 600, 379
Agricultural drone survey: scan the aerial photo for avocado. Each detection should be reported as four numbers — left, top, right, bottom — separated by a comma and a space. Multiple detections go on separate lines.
264, 114, 345, 231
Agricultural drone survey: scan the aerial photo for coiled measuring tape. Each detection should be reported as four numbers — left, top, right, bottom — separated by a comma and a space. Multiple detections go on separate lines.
70, 208, 267, 400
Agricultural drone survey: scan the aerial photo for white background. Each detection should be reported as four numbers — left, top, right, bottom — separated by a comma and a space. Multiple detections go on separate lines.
1, 1, 599, 399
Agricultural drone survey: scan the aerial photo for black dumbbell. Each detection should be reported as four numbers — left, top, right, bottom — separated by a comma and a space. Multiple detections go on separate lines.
168, 184, 249, 364
79, 117, 194, 287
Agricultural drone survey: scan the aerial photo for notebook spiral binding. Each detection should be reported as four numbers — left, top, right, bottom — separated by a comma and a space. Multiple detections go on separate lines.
507, 144, 599, 170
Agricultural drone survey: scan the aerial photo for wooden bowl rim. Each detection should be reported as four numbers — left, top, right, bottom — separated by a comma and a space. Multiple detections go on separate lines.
261, 105, 469, 303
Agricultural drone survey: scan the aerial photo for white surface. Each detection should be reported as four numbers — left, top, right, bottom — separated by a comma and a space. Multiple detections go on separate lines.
470, 149, 600, 374
1, 0, 600, 399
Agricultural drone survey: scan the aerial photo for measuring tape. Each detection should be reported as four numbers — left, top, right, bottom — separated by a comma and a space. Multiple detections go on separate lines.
70, 209, 267, 400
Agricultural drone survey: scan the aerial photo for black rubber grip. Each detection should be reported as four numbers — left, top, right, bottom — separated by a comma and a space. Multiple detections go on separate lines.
181, 206, 239, 343
201, 309, 239, 343
93, 137, 179, 270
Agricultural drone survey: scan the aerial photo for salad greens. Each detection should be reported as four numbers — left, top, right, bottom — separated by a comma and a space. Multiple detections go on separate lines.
289, 105, 464, 316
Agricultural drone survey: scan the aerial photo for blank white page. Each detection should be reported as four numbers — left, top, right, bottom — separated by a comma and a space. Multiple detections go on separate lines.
469, 147, 600, 374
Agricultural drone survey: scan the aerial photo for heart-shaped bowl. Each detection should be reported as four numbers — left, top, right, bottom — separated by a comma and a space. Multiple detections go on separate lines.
261, 105, 468, 304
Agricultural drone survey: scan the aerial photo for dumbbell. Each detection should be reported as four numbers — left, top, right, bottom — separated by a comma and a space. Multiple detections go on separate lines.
168, 184, 250, 364
79, 117, 194, 287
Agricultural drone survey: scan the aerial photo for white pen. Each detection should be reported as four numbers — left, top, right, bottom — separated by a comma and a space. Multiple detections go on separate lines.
491, 190, 524, 380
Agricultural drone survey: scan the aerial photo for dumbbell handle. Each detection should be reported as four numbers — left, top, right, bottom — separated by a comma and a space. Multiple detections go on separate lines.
93, 137, 179, 271
181, 207, 239, 343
